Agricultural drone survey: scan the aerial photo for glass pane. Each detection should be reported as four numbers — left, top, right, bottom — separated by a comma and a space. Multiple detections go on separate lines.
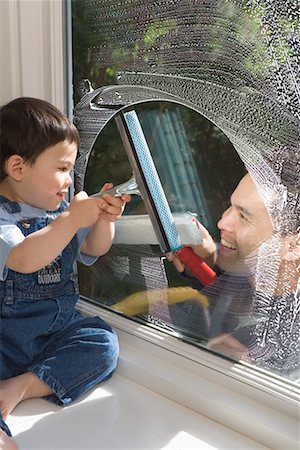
72, 0, 300, 385
79, 102, 246, 341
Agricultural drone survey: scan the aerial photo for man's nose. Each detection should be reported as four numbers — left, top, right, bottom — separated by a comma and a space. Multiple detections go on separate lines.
217, 207, 234, 231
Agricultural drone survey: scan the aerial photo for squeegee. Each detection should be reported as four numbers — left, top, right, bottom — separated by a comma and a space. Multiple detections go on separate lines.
94, 110, 216, 286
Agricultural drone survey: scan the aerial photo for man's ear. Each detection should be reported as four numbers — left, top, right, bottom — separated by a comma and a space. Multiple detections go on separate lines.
5, 155, 26, 181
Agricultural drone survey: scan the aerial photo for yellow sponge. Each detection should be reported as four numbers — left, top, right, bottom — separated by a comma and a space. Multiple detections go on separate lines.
111, 286, 209, 316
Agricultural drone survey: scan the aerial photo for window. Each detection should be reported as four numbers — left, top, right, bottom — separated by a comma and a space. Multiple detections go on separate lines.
77, 99, 247, 337
71, 0, 299, 386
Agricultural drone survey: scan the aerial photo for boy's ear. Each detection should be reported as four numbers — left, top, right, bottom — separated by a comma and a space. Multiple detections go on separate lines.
5, 155, 26, 181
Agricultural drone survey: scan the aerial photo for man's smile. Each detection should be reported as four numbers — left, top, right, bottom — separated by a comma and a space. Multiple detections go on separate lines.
220, 238, 237, 251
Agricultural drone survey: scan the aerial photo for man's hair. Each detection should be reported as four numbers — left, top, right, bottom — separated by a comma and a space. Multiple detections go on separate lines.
0, 97, 80, 181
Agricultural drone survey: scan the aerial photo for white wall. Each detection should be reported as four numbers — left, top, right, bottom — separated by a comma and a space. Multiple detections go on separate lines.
0, 0, 65, 111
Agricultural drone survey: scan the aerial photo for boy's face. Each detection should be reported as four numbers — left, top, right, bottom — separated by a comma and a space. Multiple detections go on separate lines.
20, 140, 78, 210
216, 174, 274, 273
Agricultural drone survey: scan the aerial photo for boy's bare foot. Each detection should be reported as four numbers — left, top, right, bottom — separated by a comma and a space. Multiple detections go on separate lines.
0, 431, 18, 450
0, 372, 53, 419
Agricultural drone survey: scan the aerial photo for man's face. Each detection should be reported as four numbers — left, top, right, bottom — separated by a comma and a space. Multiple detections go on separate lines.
216, 174, 274, 273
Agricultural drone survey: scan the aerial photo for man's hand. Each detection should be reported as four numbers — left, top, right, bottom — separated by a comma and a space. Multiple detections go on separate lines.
166, 218, 217, 274
190, 218, 217, 267
207, 333, 249, 361
275, 231, 300, 295
165, 251, 186, 272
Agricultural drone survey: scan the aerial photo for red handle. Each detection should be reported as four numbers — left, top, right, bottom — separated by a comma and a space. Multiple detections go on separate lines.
174, 247, 217, 286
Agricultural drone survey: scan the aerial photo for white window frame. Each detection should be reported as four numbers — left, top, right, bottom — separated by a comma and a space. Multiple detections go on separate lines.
1, 1, 298, 448
0, 0, 66, 112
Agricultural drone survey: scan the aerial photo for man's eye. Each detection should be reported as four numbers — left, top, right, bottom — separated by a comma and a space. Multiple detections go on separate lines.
59, 167, 67, 172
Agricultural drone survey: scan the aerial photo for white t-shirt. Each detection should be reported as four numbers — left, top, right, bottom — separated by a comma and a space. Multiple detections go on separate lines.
0, 199, 97, 281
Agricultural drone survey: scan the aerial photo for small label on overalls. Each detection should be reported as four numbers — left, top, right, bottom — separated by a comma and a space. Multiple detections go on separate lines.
37, 258, 61, 284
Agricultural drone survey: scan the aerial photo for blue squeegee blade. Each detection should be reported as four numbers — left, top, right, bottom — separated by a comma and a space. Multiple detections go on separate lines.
123, 110, 182, 252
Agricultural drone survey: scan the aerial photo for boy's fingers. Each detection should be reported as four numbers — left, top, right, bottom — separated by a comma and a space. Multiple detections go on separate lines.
73, 190, 89, 201
100, 182, 114, 192
121, 194, 131, 203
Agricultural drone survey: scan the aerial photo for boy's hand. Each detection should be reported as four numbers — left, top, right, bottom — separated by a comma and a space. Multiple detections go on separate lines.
97, 183, 131, 222
68, 191, 106, 229
78, 183, 131, 257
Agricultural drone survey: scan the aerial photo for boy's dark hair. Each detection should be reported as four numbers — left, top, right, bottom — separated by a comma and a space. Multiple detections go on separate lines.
0, 97, 80, 181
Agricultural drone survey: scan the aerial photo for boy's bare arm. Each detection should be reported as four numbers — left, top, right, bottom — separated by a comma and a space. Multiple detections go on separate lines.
81, 191, 131, 257
6, 192, 105, 273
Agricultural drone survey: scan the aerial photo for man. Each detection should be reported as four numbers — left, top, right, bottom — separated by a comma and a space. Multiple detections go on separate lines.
167, 173, 299, 373
169, 173, 274, 275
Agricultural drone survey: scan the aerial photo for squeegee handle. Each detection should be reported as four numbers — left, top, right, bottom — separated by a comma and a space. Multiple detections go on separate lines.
174, 246, 217, 286
91, 187, 120, 198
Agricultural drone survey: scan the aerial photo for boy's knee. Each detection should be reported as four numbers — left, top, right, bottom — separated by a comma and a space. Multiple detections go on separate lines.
92, 325, 119, 370
105, 329, 119, 367
76, 316, 119, 373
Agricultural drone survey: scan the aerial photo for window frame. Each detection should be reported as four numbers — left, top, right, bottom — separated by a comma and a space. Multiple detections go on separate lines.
0, 0, 66, 111
1, 1, 298, 448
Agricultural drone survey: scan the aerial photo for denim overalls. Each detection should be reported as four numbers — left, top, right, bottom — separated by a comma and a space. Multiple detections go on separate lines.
0, 196, 119, 407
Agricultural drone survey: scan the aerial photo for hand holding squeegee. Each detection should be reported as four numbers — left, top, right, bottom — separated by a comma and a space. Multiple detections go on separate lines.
92, 110, 217, 286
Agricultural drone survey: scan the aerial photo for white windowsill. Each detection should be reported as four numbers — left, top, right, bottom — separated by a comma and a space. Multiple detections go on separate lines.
77, 298, 299, 450
8, 373, 271, 450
